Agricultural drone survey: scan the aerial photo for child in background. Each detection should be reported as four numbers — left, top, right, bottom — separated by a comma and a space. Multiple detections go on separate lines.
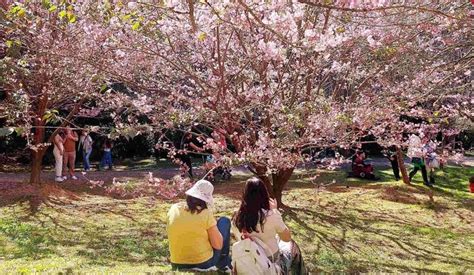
99, 138, 113, 170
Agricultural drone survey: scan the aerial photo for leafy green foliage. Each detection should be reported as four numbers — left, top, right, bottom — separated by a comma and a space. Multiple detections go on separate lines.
42, 110, 60, 124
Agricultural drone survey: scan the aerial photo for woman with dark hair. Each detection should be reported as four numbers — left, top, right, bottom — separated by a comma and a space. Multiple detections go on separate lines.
167, 180, 232, 272
232, 177, 306, 274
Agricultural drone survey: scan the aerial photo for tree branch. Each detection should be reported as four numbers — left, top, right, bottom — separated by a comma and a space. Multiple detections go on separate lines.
298, 0, 461, 20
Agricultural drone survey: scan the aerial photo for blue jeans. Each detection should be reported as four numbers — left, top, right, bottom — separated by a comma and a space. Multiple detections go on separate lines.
100, 151, 112, 168
171, 217, 232, 271
83, 150, 92, 170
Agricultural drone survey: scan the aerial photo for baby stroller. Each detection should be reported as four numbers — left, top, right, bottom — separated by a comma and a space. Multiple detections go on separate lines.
205, 166, 232, 183
204, 155, 232, 183
213, 166, 232, 181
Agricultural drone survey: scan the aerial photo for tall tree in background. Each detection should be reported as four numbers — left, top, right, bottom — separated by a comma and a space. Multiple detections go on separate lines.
0, 2, 114, 184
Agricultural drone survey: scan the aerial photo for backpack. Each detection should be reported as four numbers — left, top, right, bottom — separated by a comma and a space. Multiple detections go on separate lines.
232, 236, 280, 275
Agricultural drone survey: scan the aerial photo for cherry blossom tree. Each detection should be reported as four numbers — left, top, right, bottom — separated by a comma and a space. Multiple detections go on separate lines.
91, 0, 471, 205
1, 1, 471, 206
0, 1, 121, 184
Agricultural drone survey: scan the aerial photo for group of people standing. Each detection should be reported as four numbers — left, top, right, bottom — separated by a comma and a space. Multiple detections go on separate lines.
351, 132, 440, 187
407, 133, 439, 186
167, 177, 306, 274
383, 133, 439, 186
52, 126, 114, 182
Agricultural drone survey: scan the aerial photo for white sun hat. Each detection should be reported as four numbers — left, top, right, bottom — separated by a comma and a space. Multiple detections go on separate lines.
185, 180, 214, 206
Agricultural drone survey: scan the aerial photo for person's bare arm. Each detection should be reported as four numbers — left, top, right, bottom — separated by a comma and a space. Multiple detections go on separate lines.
53, 136, 64, 155
71, 132, 79, 141
189, 142, 203, 152
278, 228, 291, 242
270, 198, 292, 242
53, 137, 60, 148
53, 136, 60, 148
207, 225, 223, 250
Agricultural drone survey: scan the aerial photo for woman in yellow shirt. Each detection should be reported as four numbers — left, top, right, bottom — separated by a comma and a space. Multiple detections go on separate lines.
167, 180, 231, 272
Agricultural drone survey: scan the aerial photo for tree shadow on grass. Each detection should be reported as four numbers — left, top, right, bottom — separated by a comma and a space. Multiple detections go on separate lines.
282, 202, 474, 272
288, 166, 474, 214
1, 192, 171, 266
378, 184, 434, 205
0, 174, 176, 216
0, 182, 84, 214
435, 166, 472, 192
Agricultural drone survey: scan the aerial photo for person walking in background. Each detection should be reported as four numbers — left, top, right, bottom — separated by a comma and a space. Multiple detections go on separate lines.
62, 126, 79, 180
99, 138, 113, 170
179, 132, 203, 178
79, 129, 93, 172
205, 128, 232, 182
384, 146, 400, 181
407, 134, 431, 186
423, 138, 439, 184
53, 130, 65, 182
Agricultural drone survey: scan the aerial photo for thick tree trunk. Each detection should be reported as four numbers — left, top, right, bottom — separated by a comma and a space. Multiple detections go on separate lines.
28, 97, 84, 185
30, 149, 45, 185
271, 168, 294, 207
396, 147, 410, 184
29, 117, 46, 185
249, 163, 295, 208
251, 164, 274, 197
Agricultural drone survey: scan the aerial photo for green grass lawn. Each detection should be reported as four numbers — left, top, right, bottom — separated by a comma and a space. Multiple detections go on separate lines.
0, 166, 473, 273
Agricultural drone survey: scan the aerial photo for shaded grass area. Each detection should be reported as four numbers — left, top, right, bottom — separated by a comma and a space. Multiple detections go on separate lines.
117, 157, 207, 171
0, 166, 472, 273
1, 157, 207, 173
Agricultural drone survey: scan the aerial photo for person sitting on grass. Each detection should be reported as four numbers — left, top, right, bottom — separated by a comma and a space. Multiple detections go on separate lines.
351, 150, 379, 180
232, 178, 306, 274
167, 180, 232, 272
